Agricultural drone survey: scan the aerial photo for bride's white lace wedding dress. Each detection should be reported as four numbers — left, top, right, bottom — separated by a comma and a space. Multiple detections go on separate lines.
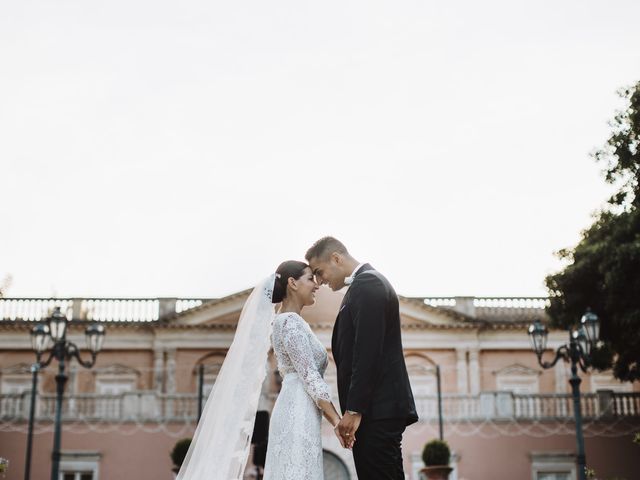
263, 312, 332, 480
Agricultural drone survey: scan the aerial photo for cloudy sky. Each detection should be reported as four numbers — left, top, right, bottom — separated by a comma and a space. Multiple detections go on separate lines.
1, 0, 639, 299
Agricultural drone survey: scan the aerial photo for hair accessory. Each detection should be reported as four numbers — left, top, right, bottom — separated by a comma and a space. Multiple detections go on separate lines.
275, 273, 281, 279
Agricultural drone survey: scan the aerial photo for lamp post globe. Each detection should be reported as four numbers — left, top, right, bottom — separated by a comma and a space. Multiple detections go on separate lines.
85, 323, 106, 354
528, 319, 548, 357
573, 327, 591, 358
580, 309, 600, 346
30, 323, 51, 354
47, 307, 67, 342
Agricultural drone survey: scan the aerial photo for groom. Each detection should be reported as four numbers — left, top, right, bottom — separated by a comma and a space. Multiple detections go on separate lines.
306, 237, 418, 479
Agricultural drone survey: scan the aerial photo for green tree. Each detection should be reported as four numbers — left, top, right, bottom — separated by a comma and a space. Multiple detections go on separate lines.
593, 82, 640, 209
0, 274, 11, 298
545, 81, 640, 382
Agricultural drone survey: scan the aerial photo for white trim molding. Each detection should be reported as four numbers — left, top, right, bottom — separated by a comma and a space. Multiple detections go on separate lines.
59, 450, 101, 480
0, 363, 34, 394
494, 364, 541, 394
590, 372, 633, 393
530, 451, 576, 480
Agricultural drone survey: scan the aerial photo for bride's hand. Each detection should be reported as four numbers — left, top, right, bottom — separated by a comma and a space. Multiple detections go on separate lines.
333, 423, 347, 448
333, 423, 355, 449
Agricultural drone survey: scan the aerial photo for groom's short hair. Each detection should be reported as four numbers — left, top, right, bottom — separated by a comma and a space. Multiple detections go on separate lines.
305, 236, 349, 262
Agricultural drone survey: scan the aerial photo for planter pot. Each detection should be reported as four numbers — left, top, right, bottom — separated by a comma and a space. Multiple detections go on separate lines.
420, 465, 453, 480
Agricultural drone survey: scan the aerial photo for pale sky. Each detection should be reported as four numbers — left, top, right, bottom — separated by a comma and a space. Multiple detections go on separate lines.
1, 0, 639, 299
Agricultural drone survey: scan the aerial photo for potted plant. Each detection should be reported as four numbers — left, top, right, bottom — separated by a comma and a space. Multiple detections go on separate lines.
170, 438, 192, 477
420, 439, 453, 480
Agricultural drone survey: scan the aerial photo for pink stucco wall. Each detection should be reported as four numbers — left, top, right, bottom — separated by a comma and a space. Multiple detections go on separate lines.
2, 421, 638, 480
1, 427, 184, 480
403, 421, 640, 480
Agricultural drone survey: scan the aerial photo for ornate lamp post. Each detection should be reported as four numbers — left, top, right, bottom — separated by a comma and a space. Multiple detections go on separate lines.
23, 324, 50, 480
528, 309, 600, 480
28, 307, 105, 480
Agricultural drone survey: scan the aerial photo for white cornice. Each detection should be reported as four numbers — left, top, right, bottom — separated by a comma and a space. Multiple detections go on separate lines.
152, 330, 236, 350
0, 318, 569, 352
171, 294, 249, 326
398, 301, 464, 326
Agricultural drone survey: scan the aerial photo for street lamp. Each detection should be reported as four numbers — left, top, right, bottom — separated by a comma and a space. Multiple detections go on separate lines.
581, 310, 600, 346
23, 324, 50, 480
528, 309, 600, 480
26, 307, 105, 480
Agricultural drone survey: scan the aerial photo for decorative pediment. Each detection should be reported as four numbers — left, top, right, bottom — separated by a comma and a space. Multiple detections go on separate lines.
92, 364, 141, 377
169, 289, 252, 326
493, 363, 541, 377
0, 362, 33, 375
399, 296, 476, 327
407, 363, 437, 376
168, 286, 479, 331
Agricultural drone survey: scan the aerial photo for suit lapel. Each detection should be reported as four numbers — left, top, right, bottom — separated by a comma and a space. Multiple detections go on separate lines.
332, 264, 374, 365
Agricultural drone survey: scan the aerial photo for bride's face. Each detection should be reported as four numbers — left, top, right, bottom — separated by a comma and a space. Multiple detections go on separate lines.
292, 267, 319, 306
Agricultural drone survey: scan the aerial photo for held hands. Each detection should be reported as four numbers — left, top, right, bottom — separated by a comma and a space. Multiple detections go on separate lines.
335, 411, 361, 449
333, 423, 350, 448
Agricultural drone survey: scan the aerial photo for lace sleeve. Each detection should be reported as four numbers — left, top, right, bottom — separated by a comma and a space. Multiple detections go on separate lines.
281, 314, 331, 406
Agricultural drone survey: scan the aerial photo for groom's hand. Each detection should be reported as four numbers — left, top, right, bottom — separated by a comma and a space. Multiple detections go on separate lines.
333, 424, 347, 448
337, 411, 361, 449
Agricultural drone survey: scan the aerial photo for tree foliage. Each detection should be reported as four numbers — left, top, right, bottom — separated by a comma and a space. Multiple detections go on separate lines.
593, 83, 640, 208
0, 275, 11, 298
545, 81, 640, 382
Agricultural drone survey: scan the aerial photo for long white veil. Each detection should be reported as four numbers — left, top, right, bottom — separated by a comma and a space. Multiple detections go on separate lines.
176, 274, 276, 480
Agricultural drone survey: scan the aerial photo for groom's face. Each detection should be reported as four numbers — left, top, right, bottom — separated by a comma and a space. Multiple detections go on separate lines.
309, 253, 345, 291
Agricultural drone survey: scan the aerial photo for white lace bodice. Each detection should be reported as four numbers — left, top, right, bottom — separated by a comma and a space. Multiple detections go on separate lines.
271, 312, 331, 405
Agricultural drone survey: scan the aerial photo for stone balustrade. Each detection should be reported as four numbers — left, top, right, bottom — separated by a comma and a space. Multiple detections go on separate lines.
0, 297, 211, 322
2, 391, 638, 423
421, 296, 550, 321
1, 296, 552, 323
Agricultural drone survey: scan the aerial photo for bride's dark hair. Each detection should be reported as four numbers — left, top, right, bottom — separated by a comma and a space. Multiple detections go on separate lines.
272, 260, 309, 304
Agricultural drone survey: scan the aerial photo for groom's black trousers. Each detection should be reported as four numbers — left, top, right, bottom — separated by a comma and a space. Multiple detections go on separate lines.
352, 418, 407, 480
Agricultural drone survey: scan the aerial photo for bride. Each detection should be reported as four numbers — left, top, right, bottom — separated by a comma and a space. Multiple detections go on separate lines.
176, 260, 345, 480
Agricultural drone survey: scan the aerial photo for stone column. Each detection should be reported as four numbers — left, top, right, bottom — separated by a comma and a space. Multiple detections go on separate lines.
469, 349, 480, 395
596, 389, 615, 419
158, 298, 177, 320
453, 297, 476, 317
554, 361, 568, 393
166, 349, 177, 394
67, 365, 78, 416
153, 349, 164, 393
456, 348, 469, 394
71, 299, 83, 320
165, 349, 177, 418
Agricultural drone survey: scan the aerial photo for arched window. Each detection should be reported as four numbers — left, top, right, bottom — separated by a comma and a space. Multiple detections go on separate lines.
0, 363, 33, 394
323, 450, 350, 480
193, 354, 226, 397
404, 354, 438, 396
93, 364, 140, 395
590, 372, 633, 393
92, 364, 141, 419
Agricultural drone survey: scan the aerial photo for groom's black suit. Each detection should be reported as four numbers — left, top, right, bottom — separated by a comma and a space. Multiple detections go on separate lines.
331, 264, 418, 479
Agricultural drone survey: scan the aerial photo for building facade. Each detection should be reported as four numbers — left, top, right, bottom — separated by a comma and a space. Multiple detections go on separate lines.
0, 289, 638, 480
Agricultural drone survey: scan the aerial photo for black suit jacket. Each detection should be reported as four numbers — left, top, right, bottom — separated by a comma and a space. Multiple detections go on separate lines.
331, 264, 418, 425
